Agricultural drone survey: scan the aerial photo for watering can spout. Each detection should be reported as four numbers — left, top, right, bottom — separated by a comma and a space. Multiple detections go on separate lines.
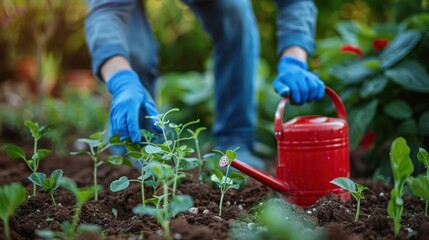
231, 159, 290, 194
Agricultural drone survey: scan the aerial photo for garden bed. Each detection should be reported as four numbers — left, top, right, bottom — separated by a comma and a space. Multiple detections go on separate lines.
0, 145, 428, 240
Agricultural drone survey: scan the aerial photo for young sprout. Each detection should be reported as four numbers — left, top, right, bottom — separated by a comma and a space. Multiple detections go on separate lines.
28, 169, 63, 206
211, 148, 246, 217
132, 161, 193, 240
71, 131, 131, 200
4, 121, 54, 196
0, 183, 27, 240
387, 137, 414, 236
187, 126, 207, 184
330, 177, 368, 222
37, 178, 101, 240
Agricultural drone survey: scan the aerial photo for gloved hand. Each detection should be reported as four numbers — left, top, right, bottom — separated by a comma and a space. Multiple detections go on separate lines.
107, 69, 159, 143
273, 56, 325, 105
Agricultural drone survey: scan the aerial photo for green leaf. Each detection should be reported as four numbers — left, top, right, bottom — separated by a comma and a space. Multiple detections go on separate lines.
132, 204, 161, 217
28, 172, 47, 187
125, 141, 141, 152
60, 177, 78, 196
210, 174, 221, 185
211, 169, 224, 181
329, 59, 376, 85
39, 124, 55, 137
77, 224, 101, 233
348, 100, 378, 149
226, 150, 237, 161
169, 195, 193, 217
380, 31, 421, 68
70, 151, 91, 156
0, 183, 27, 220
25, 121, 40, 139
330, 177, 356, 192
90, 131, 105, 141
77, 138, 100, 148
383, 100, 413, 120
36, 230, 56, 238
409, 176, 429, 200
127, 151, 143, 159
419, 111, 429, 136
77, 185, 100, 203
42, 178, 56, 191
50, 169, 63, 190
228, 183, 241, 190
144, 145, 162, 154
417, 148, 429, 169
37, 149, 51, 160
108, 135, 121, 144
390, 137, 414, 182
110, 176, 130, 192
360, 75, 388, 98
4, 144, 26, 160
356, 183, 368, 194
103, 155, 124, 165
230, 172, 246, 180
385, 60, 429, 93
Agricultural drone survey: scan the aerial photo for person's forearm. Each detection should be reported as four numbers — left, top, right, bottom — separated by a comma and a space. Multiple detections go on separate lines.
281, 46, 307, 62
101, 56, 132, 82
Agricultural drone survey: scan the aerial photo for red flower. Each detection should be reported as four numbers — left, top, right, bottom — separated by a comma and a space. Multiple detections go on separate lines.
340, 44, 363, 58
372, 38, 389, 51
360, 131, 376, 150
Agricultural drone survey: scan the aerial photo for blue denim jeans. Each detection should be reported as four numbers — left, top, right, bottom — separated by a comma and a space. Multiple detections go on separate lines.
125, 0, 260, 150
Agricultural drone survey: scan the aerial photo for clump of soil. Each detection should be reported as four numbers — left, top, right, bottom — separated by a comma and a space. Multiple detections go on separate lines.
1, 147, 428, 239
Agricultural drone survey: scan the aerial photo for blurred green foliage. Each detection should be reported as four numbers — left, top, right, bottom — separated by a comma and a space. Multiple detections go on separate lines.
0, 0, 428, 179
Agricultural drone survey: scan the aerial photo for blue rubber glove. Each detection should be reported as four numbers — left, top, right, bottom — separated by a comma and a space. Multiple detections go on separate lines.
107, 70, 159, 143
273, 56, 325, 105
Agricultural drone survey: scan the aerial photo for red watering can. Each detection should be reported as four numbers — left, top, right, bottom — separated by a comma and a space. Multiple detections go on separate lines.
231, 87, 350, 207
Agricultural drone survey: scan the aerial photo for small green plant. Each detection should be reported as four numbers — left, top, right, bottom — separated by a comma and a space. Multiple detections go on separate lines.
0, 183, 28, 240
409, 147, 429, 215
147, 108, 199, 197
4, 121, 54, 196
28, 169, 63, 207
388, 137, 414, 236
187, 126, 207, 184
37, 178, 101, 240
132, 161, 193, 240
211, 148, 246, 217
71, 131, 131, 200
330, 177, 368, 222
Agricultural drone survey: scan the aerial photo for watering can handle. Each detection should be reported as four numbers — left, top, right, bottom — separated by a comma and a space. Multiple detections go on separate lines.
274, 86, 347, 140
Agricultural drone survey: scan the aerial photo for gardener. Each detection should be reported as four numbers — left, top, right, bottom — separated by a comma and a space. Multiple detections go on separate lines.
84, 0, 324, 170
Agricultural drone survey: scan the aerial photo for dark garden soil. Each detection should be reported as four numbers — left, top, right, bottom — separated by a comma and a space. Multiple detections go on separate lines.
1, 143, 429, 240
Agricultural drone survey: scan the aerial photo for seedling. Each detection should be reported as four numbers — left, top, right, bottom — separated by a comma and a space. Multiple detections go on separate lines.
146, 108, 200, 197
110, 143, 159, 206
4, 121, 54, 196
211, 148, 246, 217
187, 126, 207, 184
132, 161, 193, 240
28, 169, 63, 207
0, 183, 27, 240
387, 137, 414, 236
71, 131, 131, 200
37, 177, 101, 240
410, 147, 429, 215
330, 177, 368, 222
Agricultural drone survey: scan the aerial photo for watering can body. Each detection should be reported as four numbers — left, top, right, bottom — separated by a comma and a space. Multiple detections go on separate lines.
231, 87, 350, 208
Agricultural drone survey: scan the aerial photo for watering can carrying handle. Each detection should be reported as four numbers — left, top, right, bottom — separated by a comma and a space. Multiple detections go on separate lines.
274, 87, 347, 140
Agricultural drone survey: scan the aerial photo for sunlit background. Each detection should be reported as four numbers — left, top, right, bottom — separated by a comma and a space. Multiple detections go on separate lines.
0, 0, 428, 178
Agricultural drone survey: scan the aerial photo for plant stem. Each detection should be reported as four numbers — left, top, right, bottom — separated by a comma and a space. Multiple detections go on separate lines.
354, 199, 361, 222
195, 138, 203, 185
32, 139, 38, 197
72, 203, 82, 232
93, 160, 98, 201
141, 167, 146, 207
162, 182, 172, 240
219, 191, 225, 217
3, 217, 10, 240
50, 191, 57, 207
172, 157, 181, 198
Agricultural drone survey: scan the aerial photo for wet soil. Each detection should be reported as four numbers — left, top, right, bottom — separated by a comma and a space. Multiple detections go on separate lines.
1, 146, 428, 240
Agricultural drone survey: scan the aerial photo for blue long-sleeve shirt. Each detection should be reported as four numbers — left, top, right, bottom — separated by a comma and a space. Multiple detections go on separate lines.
85, 0, 317, 80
